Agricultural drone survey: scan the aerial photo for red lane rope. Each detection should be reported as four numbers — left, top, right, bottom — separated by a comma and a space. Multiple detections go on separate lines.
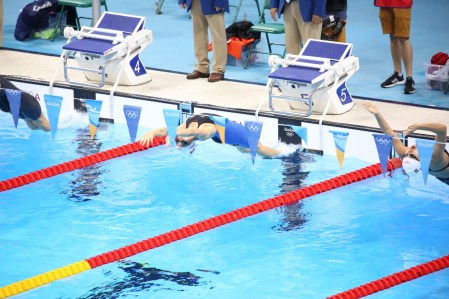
326, 254, 449, 299
0, 137, 167, 193
85, 159, 402, 268
0, 158, 403, 297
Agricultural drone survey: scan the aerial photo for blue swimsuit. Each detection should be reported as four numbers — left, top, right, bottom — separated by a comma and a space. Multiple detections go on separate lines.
185, 114, 249, 148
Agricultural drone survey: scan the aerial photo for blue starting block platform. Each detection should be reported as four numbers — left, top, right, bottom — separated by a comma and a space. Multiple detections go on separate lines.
266, 39, 360, 117
61, 12, 153, 88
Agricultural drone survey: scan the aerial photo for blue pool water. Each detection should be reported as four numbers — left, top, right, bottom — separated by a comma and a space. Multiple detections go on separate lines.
1, 112, 449, 299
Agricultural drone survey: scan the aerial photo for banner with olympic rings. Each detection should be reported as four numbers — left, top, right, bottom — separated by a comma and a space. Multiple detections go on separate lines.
5, 89, 22, 129
416, 138, 435, 185
245, 120, 263, 164
44, 94, 63, 138
123, 105, 142, 142
372, 133, 393, 176
85, 99, 103, 140
330, 130, 349, 169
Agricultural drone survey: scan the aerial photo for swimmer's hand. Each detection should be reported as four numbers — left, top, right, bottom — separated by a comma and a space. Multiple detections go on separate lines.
139, 131, 170, 148
139, 131, 155, 147
363, 102, 380, 115
404, 124, 418, 137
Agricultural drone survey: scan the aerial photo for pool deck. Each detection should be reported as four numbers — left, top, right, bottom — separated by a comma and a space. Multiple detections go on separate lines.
1, 48, 448, 140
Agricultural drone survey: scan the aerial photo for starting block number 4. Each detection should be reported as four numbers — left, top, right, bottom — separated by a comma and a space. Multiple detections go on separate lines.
130, 55, 147, 76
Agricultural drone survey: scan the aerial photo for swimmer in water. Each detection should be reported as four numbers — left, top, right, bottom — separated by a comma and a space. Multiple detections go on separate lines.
0, 76, 50, 132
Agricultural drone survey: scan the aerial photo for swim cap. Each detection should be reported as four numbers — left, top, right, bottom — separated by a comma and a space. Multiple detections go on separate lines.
402, 156, 421, 174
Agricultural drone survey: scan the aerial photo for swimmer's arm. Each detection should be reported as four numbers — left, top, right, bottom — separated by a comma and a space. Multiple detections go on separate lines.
406, 123, 447, 158
405, 123, 447, 143
363, 102, 408, 156
176, 123, 216, 141
139, 127, 168, 147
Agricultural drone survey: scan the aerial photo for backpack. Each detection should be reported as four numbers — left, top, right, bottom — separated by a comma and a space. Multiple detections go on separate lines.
14, 0, 60, 41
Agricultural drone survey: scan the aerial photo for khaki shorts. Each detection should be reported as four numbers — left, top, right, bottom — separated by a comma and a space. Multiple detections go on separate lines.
379, 7, 411, 38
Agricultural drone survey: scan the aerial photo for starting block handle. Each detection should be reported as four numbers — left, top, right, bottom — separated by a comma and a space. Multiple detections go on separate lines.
269, 54, 333, 72
64, 27, 127, 44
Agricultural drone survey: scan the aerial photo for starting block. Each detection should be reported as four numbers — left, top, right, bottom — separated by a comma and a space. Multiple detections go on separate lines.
266, 39, 359, 117
61, 12, 153, 87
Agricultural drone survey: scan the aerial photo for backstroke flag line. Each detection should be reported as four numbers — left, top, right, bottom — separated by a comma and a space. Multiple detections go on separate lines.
372, 133, 393, 176
330, 130, 349, 169
44, 94, 63, 138
85, 99, 103, 140
416, 138, 435, 185
163, 109, 181, 147
292, 125, 308, 145
123, 105, 142, 142
210, 116, 227, 144
245, 120, 263, 164
5, 89, 22, 128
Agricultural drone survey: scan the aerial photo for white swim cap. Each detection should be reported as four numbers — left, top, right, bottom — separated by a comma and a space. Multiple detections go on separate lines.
402, 156, 421, 174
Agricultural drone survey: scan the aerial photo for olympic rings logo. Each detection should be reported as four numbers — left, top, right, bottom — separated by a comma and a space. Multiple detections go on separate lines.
284, 128, 295, 137
5, 90, 21, 96
375, 137, 391, 145
125, 110, 139, 118
246, 124, 261, 133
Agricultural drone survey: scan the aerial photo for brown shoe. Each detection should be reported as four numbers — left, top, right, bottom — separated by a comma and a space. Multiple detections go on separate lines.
208, 73, 224, 83
186, 70, 209, 80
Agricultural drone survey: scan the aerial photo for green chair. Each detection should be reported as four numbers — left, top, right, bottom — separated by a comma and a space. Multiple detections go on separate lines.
244, 0, 285, 69
51, 0, 108, 41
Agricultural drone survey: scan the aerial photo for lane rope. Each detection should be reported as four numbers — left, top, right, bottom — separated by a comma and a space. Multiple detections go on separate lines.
326, 254, 449, 299
0, 158, 403, 298
0, 137, 167, 193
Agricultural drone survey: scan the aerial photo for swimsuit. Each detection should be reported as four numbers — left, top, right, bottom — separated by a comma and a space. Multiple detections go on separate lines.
223, 120, 249, 148
185, 114, 249, 148
0, 77, 42, 120
185, 114, 222, 143
429, 150, 449, 172
429, 150, 449, 185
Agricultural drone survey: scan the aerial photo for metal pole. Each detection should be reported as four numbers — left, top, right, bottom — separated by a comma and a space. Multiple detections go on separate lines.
92, 0, 101, 24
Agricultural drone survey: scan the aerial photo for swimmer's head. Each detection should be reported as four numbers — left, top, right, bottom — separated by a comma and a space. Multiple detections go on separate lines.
402, 153, 421, 174
175, 136, 196, 148
175, 136, 196, 154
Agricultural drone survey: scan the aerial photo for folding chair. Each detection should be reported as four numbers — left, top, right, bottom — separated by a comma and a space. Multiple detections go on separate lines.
243, 0, 285, 69
230, 0, 243, 23
51, 0, 108, 41
155, 0, 164, 14
265, 39, 359, 117
60, 12, 153, 87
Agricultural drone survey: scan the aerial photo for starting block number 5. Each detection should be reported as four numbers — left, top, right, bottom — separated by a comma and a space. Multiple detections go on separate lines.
337, 82, 353, 105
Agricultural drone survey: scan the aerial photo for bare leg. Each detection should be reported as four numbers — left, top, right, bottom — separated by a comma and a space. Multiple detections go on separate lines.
257, 142, 281, 158
390, 34, 402, 75
25, 114, 51, 132
400, 37, 413, 77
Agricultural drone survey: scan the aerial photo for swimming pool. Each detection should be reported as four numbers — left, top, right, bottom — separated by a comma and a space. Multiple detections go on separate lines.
1, 112, 449, 299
